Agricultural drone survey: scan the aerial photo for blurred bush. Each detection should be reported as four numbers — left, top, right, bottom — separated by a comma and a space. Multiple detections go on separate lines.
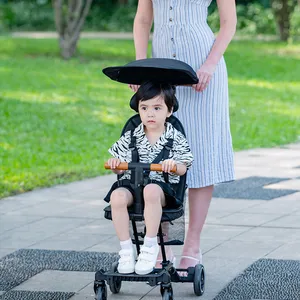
208, 3, 276, 35
0, 0, 282, 36
289, 5, 300, 42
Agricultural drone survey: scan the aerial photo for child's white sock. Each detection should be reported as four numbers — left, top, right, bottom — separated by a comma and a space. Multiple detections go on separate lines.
120, 238, 133, 250
144, 236, 158, 248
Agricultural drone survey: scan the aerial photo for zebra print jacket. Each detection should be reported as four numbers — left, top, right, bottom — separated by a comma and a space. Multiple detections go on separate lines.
108, 122, 193, 184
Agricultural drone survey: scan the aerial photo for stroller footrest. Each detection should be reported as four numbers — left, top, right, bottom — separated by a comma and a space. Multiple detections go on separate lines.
95, 269, 171, 287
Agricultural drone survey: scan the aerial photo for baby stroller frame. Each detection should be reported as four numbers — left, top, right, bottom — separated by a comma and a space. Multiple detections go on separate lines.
93, 115, 205, 300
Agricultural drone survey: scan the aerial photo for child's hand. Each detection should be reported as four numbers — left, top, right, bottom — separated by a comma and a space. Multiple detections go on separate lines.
161, 159, 177, 173
107, 158, 125, 174
107, 158, 121, 169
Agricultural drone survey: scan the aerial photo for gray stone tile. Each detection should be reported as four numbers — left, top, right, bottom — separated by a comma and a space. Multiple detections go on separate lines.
200, 224, 252, 241
28, 233, 112, 251
0, 218, 94, 248
84, 235, 119, 253
0, 215, 44, 233
265, 179, 300, 190
204, 239, 284, 259
2, 217, 93, 235
0, 248, 16, 259
0, 230, 56, 248
205, 211, 233, 223
207, 212, 282, 227
242, 197, 300, 214
273, 191, 300, 201
72, 281, 153, 300
0, 198, 37, 214
4, 199, 85, 217
232, 227, 300, 243
266, 241, 300, 260
63, 219, 115, 236
56, 202, 108, 219
208, 198, 265, 213
13, 270, 94, 292
261, 215, 300, 228
142, 256, 257, 300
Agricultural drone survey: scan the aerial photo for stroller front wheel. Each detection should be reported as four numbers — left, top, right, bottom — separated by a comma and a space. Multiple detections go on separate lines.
108, 262, 122, 294
160, 284, 173, 300
95, 284, 107, 300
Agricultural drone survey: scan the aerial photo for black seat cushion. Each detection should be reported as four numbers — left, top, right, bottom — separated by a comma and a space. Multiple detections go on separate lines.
104, 205, 184, 222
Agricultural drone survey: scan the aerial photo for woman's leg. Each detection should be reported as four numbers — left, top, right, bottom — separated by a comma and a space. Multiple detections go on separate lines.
179, 185, 214, 268
110, 188, 134, 241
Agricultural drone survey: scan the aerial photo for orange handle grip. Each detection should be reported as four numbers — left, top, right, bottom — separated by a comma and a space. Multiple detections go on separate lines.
105, 162, 128, 170
104, 162, 177, 173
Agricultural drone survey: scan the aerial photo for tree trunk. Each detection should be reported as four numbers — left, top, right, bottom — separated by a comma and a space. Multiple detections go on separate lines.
52, 0, 93, 59
270, 0, 296, 41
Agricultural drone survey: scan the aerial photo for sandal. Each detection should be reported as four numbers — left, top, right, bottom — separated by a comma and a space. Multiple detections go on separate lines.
177, 251, 203, 277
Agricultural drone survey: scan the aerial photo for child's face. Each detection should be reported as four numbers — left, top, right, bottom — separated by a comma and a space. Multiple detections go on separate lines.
138, 95, 172, 131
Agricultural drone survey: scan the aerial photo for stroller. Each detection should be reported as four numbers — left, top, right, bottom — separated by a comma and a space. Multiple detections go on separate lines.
94, 58, 205, 300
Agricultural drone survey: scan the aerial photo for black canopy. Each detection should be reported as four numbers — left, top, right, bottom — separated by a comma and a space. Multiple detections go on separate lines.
102, 58, 198, 85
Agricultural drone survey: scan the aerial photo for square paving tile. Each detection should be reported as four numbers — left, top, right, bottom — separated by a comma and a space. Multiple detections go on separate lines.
207, 212, 282, 227
262, 215, 300, 228
13, 270, 94, 292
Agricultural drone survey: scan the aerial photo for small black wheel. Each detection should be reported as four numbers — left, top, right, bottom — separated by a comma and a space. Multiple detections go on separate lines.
162, 289, 173, 300
95, 285, 107, 300
108, 262, 122, 294
193, 264, 205, 296
160, 285, 173, 300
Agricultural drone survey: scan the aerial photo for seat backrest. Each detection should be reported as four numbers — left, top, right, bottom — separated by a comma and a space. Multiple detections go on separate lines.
120, 114, 187, 205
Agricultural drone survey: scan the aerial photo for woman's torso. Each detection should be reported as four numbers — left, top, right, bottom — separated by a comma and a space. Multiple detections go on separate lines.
151, 0, 216, 68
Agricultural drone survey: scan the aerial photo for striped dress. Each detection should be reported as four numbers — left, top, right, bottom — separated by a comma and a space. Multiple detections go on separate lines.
151, 0, 235, 188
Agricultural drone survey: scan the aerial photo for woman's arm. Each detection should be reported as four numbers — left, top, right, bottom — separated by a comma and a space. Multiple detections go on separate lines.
133, 0, 153, 60
194, 0, 237, 92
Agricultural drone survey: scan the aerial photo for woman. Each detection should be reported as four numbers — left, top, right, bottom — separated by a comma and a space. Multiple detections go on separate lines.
131, 0, 236, 270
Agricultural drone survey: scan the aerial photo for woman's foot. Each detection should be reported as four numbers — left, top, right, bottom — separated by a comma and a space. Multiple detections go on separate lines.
177, 251, 202, 277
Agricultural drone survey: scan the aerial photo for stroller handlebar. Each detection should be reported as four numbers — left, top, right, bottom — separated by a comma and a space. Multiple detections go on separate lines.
104, 162, 177, 173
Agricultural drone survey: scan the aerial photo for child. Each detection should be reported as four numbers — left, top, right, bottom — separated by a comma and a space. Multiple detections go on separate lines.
104, 81, 193, 275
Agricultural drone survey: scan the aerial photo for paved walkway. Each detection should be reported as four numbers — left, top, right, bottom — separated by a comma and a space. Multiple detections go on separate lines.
0, 143, 300, 300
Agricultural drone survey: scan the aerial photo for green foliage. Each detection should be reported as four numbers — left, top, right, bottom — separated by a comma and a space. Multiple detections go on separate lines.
290, 6, 300, 42
0, 2, 54, 31
236, 3, 276, 34
0, 37, 299, 198
0, 1, 278, 35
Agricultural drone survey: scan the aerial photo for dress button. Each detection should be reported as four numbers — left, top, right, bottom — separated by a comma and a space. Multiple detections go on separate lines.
173, 54, 176, 57
170, 6, 173, 10
169, 18, 173, 22
171, 38, 174, 41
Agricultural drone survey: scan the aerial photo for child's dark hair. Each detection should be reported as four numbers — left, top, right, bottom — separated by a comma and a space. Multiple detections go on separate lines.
130, 81, 178, 112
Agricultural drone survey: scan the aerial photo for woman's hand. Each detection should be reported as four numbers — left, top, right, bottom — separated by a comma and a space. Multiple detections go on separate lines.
128, 84, 140, 92
192, 62, 217, 92
161, 159, 177, 173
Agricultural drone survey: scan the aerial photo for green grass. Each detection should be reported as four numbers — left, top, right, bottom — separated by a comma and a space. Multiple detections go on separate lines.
0, 37, 299, 198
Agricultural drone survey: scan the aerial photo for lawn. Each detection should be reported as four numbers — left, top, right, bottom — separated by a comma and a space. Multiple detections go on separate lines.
0, 37, 299, 198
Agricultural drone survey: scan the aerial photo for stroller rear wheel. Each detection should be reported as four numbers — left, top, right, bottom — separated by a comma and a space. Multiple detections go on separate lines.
193, 264, 205, 296
108, 262, 122, 294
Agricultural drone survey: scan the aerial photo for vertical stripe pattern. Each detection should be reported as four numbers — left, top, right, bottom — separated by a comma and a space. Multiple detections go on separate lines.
151, 0, 235, 188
